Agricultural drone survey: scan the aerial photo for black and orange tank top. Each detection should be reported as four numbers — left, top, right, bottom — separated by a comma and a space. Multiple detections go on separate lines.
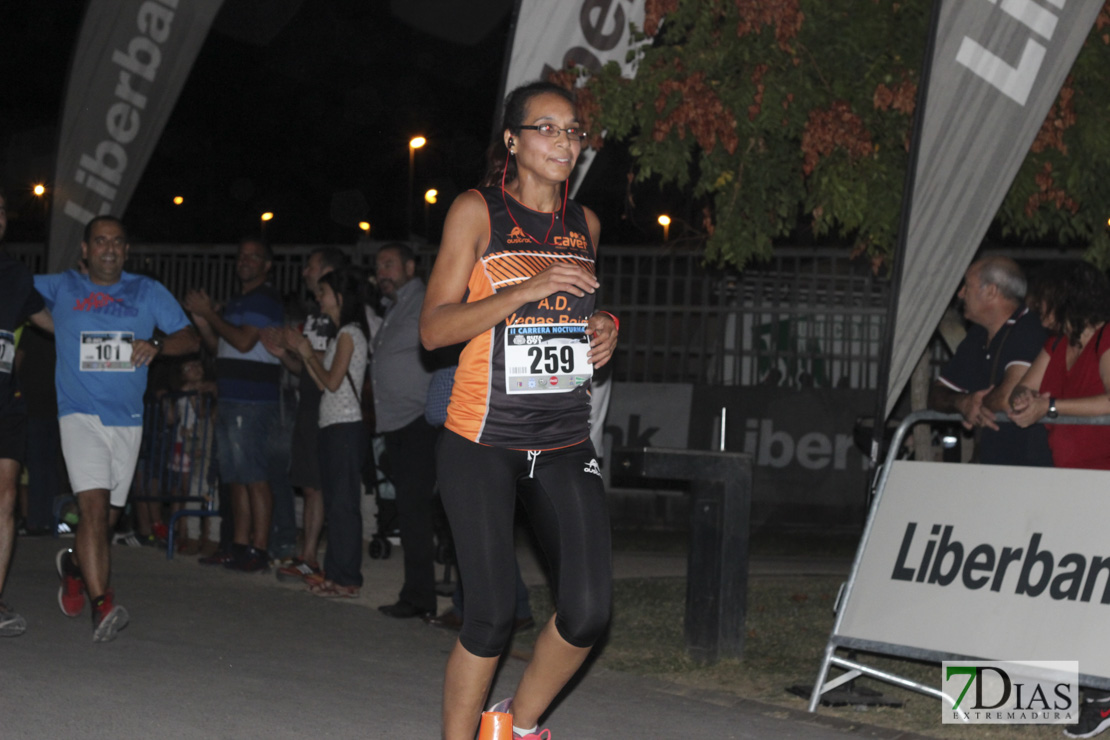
444, 187, 597, 450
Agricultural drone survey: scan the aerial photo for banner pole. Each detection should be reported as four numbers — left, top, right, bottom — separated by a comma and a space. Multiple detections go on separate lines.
868, 0, 944, 476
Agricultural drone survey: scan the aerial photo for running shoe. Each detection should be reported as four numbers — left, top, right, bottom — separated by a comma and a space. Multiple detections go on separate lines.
485, 699, 551, 740
0, 600, 27, 637
198, 548, 234, 566
56, 548, 85, 617
91, 591, 129, 643
112, 530, 143, 547
1065, 695, 1110, 738
226, 546, 270, 573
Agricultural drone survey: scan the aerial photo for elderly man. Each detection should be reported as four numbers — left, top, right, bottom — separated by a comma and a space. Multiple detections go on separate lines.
37, 215, 198, 641
928, 256, 1052, 466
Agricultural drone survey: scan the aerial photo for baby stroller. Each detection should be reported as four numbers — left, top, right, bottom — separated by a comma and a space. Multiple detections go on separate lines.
364, 433, 458, 595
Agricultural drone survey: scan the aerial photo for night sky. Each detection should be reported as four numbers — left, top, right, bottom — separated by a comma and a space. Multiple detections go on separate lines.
1, 0, 652, 247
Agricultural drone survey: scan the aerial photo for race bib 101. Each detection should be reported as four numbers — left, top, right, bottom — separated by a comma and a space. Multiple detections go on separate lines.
505, 323, 591, 394
80, 331, 134, 371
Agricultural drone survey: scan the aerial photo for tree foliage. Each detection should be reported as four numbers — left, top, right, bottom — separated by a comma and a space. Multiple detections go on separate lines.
564, 0, 1110, 271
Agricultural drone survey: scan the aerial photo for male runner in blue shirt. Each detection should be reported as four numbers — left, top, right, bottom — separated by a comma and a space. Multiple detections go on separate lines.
35, 215, 198, 641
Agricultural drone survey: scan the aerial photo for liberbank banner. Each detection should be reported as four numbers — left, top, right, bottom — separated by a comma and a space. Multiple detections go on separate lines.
836, 461, 1110, 688
689, 385, 872, 528
603, 383, 872, 529
883, 0, 1101, 419
48, 0, 224, 271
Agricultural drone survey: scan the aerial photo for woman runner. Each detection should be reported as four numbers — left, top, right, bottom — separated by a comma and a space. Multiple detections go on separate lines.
420, 81, 619, 739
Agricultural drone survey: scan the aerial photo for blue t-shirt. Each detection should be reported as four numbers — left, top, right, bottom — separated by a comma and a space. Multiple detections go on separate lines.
34, 270, 191, 426
215, 284, 284, 402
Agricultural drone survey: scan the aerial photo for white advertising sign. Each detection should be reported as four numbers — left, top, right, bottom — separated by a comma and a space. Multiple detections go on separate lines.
838, 460, 1110, 686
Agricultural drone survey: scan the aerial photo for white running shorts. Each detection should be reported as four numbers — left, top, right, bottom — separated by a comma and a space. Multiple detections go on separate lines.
59, 413, 143, 508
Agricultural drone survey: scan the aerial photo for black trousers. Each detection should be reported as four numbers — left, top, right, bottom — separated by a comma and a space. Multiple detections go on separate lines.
319, 422, 366, 587
25, 415, 61, 531
383, 415, 439, 611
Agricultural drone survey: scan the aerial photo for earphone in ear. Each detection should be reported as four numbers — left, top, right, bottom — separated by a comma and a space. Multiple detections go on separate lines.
508, 137, 514, 148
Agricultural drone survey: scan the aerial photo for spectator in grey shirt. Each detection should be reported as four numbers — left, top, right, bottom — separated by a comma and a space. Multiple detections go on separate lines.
371, 243, 438, 619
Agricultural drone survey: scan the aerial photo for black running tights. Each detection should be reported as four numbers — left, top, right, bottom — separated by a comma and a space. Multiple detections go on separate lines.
437, 430, 612, 658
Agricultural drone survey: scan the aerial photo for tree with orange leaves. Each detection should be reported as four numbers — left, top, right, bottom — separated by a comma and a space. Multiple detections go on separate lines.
570, 0, 1110, 270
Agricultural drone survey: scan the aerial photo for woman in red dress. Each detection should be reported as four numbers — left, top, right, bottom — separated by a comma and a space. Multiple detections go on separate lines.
1009, 260, 1110, 469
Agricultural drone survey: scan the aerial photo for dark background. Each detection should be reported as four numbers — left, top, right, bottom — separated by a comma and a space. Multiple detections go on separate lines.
0, 0, 657, 247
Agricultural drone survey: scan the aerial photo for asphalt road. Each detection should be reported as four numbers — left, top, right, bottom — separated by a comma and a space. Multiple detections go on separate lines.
0, 535, 916, 739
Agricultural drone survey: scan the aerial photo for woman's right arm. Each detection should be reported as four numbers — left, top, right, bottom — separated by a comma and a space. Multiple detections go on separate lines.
300, 331, 353, 393
286, 326, 326, 392
420, 191, 600, 350
1008, 348, 1051, 427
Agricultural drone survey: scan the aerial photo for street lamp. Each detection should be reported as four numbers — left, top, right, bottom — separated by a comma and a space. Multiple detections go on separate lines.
354, 221, 372, 266
30, 183, 52, 264
173, 196, 184, 205
260, 211, 273, 236
407, 136, 426, 238
658, 214, 671, 242
424, 189, 438, 239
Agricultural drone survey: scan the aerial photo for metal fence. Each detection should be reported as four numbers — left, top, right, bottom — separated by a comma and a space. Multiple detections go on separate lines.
599, 247, 890, 388
7, 241, 895, 389
4, 241, 380, 304
11, 241, 1082, 389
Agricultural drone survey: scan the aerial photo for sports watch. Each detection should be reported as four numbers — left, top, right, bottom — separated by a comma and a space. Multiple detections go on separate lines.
1047, 397, 1058, 419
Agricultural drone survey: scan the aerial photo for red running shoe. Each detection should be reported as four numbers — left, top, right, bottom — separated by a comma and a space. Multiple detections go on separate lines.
56, 548, 85, 617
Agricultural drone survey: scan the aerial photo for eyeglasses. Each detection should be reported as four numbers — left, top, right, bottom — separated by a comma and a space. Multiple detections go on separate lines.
90, 236, 126, 248
518, 124, 588, 142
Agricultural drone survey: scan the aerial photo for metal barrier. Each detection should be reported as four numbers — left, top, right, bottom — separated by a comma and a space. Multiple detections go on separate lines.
807, 409, 1110, 712
129, 391, 219, 559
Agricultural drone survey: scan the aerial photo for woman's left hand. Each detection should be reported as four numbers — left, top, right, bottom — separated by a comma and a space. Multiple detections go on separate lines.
1008, 392, 1049, 428
587, 312, 618, 369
